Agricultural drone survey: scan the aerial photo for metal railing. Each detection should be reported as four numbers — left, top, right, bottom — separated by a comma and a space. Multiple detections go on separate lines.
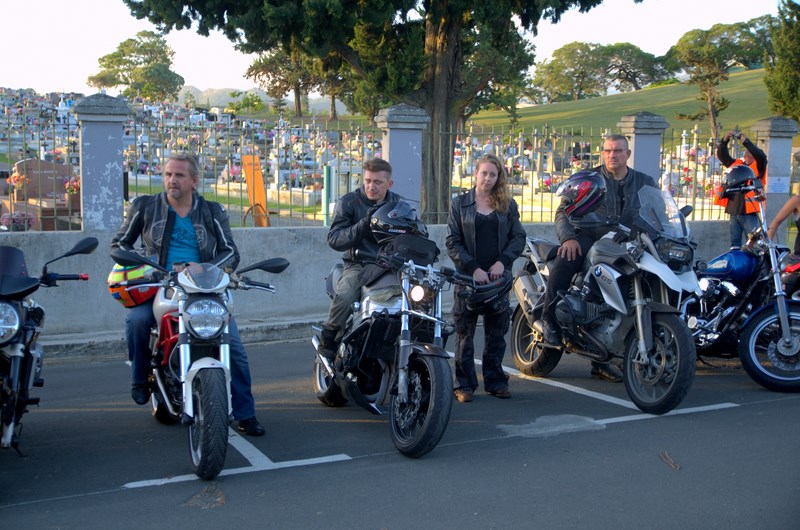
1, 113, 764, 232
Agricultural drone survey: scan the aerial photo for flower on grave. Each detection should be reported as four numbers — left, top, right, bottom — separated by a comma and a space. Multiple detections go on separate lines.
65, 176, 80, 195
6, 172, 29, 188
0, 211, 34, 231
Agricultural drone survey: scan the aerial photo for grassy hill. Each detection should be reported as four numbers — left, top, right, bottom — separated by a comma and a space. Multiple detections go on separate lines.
472, 69, 774, 138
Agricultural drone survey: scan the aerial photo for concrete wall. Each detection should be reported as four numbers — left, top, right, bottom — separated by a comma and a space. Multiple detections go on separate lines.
3, 220, 730, 358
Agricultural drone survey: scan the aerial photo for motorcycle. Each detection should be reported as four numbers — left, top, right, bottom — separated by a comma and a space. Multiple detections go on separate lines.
510, 186, 699, 415
779, 252, 800, 301
680, 180, 800, 392
313, 232, 467, 458
1, 237, 98, 450
110, 249, 289, 479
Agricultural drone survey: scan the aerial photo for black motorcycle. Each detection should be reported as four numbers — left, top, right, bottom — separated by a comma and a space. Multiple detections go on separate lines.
680, 173, 800, 392
1, 237, 98, 450
312, 229, 470, 458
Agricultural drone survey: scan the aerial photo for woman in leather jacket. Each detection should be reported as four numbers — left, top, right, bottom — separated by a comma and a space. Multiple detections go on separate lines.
446, 154, 526, 402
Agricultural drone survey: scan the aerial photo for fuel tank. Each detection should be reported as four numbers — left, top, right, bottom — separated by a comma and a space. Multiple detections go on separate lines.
702, 249, 758, 282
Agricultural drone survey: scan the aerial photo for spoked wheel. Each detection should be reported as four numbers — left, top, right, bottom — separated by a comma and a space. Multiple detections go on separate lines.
738, 307, 800, 392
510, 306, 562, 376
389, 354, 453, 458
188, 369, 229, 480
624, 313, 696, 415
313, 352, 347, 407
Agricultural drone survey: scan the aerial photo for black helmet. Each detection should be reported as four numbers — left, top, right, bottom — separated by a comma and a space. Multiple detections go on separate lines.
557, 170, 608, 227
371, 201, 428, 245
723, 165, 756, 188
466, 270, 512, 315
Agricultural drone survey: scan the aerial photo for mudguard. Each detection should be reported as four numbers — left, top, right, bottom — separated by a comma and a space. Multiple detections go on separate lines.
741, 299, 800, 329
184, 359, 232, 420
411, 342, 451, 359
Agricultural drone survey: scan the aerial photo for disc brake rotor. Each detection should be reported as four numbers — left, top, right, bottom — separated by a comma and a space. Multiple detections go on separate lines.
767, 334, 800, 370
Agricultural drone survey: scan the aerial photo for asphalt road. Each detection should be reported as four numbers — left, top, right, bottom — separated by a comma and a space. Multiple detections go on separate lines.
1, 338, 799, 529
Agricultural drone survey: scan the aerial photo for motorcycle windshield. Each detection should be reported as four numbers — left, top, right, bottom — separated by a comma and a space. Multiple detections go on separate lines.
0, 246, 29, 278
636, 186, 689, 239
180, 263, 227, 290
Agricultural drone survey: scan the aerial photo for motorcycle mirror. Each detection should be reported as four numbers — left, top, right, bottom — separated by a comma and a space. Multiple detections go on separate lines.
680, 205, 693, 218
42, 236, 99, 270
110, 248, 167, 272
238, 257, 290, 275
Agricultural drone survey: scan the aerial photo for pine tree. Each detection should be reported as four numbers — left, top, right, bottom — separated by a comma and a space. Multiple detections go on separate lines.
765, 0, 800, 121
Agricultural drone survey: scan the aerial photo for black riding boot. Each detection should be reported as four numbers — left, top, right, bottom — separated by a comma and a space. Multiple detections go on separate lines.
318, 324, 339, 361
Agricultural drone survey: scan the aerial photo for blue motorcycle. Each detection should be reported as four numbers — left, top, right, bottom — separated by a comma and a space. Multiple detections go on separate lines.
680, 179, 800, 392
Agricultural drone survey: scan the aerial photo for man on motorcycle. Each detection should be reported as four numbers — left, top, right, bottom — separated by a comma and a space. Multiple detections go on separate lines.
317, 158, 402, 361
540, 134, 657, 382
110, 151, 265, 436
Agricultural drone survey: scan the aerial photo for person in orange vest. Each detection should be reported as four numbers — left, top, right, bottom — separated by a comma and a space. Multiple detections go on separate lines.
715, 131, 768, 249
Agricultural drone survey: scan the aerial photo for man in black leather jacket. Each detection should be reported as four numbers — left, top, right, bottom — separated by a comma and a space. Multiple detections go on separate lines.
542, 134, 657, 382
318, 158, 401, 359
111, 152, 265, 436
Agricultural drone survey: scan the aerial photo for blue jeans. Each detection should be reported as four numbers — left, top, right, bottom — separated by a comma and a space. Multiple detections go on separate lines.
730, 214, 759, 248
126, 300, 257, 420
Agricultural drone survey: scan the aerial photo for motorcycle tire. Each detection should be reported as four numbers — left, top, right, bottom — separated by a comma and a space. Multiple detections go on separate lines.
389, 354, 453, 458
188, 368, 229, 480
313, 355, 347, 407
510, 305, 562, 376
738, 307, 800, 392
624, 313, 696, 415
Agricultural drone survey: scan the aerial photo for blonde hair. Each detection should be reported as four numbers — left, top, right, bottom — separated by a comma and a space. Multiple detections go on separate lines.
475, 154, 511, 213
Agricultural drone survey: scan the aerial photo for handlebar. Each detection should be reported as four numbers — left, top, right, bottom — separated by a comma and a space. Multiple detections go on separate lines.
40, 272, 90, 286
439, 266, 475, 285
238, 279, 276, 292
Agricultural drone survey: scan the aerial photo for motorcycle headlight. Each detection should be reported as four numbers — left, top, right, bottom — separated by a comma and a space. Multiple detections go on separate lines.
655, 239, 693, 272
0, 302, 21, 345
409, 285, 427, 302
185, 299, 228, 338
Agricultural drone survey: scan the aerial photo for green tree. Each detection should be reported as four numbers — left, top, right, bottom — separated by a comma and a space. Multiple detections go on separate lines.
88, 30, 184, 101
765, 1, 800, 122
600, 43, 670, 91
123, 0, 628, 221
183, 90, 197, 109
245, 48, 316, 117
533, 42, 606, 102
666, 22, 765, 139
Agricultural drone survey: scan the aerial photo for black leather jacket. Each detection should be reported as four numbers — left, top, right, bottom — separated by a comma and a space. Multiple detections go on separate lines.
111, 192, 240, 270
327, 187, 401, 265
555, 165, 657, 243
446, 189, 526, 274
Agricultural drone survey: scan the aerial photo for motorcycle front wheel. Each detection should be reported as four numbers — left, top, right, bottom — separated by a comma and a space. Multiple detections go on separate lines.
389, 354, 453, 458
510, 306, 562, 376
738, 307, 800, 392
188, 369, 229, 480
624, 313, 696, 415
313, 353, 347, 407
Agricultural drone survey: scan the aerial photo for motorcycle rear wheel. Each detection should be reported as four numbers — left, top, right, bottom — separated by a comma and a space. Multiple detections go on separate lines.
624, 313, 696, 415
510, 306, 562, 376
188, 369, 229, 480
389, 354, 453, 458
313, 354, 347, 407
738, 307, 800, 392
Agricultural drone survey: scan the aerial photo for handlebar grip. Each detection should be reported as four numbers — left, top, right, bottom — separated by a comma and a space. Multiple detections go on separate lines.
43, 273, 90, 283
440, 266, 474, 284
354, 249, 378, 261
246, 280, 274, 290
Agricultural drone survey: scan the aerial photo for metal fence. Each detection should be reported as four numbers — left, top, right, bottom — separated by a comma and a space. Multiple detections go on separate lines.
0, 113, 769, 232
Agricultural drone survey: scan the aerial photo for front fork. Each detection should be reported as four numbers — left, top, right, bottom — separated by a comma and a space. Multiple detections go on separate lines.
178, 317, 232, 422
396, 273, 413, 404
632, 276, 654, 366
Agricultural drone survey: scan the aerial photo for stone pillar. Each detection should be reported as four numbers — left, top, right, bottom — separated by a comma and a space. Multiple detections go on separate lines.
375, 104, 430, 204
73, 94, 131, 231
750, 116, 799, 238
617, 112, 670, 180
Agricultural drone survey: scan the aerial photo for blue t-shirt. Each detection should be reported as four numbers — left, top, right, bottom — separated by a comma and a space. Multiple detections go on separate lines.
167, 212, 201, 267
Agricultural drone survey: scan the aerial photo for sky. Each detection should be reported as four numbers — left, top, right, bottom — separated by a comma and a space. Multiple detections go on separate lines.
0, 0, 781, 97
